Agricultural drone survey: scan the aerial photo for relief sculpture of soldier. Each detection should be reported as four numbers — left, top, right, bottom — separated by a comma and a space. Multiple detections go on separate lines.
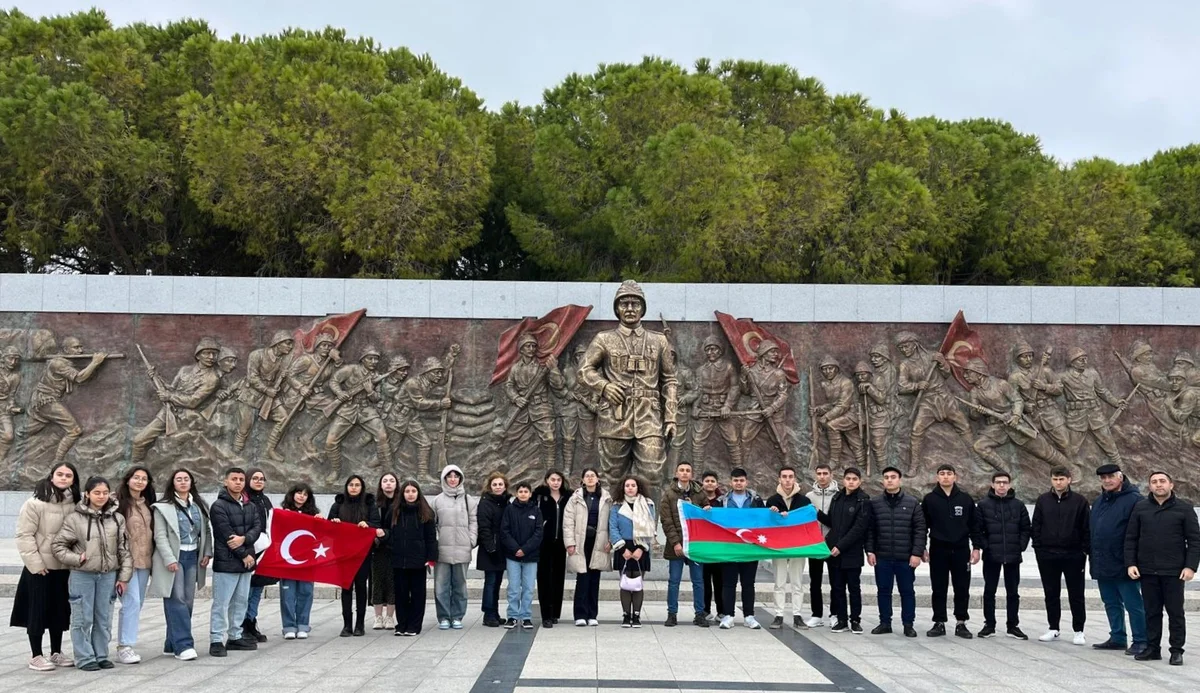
813, 355, 865, 468
199, 346, 241, 423
1008, 342, 1071, 455
275, 332, 342, 452
23, 336, 108, 462
0, 346, 23, 461
667, 344, 698, 469
559, 343, 598, 473
386, 354, 453, 481
503, 332, 566, 469
579, 280, 677, 490
895, 331, 973, 474
131, 338, 222, 462
233, 330, 295, 459
325, 346, 392, 480
959, 357, 1068, 472
1126, 340, 1176, 434
1059, 347, 1127, 465
739, 340, 790, 465
691, 335, 743, 471
855, 361, 894, 466
1165, 366, 1200, 448
1173, 351, 1200, 386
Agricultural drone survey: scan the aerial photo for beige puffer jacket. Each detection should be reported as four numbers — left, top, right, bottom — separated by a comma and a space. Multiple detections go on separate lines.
51, 500, 134, 581
15, 493, 76, 573
563, 486, 612, 573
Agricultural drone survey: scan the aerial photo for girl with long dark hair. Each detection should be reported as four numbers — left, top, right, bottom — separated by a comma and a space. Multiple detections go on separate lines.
563, 467, 612, 626
148, 468, 212, 661
534, 469, 571, 627
609, 476, 656, 628
115, 466, 155, 664
383, 480, 437, 636
279, 483, 320, 640
328, 475, 381, 636
476, 471, 510, 627
372, 472, 399, 629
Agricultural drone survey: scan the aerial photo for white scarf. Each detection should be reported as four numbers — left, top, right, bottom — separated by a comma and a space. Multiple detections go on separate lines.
619, 495, 655, 544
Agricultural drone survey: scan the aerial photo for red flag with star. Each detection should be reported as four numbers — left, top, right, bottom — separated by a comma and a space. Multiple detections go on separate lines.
939, 310, 986, 390
293, 309, 365, 353
489, 304, 592, 386
254, 509, 377, 589
714, 311, 800, 384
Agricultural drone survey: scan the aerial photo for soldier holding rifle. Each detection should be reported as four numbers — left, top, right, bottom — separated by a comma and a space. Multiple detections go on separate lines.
23, 336, 109, 462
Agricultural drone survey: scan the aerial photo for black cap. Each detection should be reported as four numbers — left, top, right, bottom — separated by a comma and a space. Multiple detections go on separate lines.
881, 466, 903, 478
1095, 463, 1121, 476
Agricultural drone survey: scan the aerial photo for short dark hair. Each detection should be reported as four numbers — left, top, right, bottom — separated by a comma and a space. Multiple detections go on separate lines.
1149, 471, 1173, 482
843, 467, 862, 480
514, 481, 532, 492
936, 463, 956, 474
1050, 467, 1072, 479
778, 465, 796, 477
881, 466, 903, 478
730, 467, 747, 479
224, 466, 246, 479
702, 471, 719, 481
675, 461, 693, 470
814, 463, 831, 472
991, 472, 1011, 483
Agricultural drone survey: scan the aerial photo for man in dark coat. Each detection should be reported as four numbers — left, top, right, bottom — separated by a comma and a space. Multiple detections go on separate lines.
208, 467, 264, 657
865, 466, 925, 638
818, 467, 871, 634
1090, 464, 1147, 655
1031, 466, 1090, 645
976, 471, 1031, 640
1125, 471, 1200, 666
922, 464, 983, 639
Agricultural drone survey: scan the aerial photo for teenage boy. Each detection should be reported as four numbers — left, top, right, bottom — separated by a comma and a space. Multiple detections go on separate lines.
660, 461, 710, 627
976, 471, 1031, 640
1031, 466, 1090, 645
922, 464, 983, 639
819, 467, 870, 634
766, 466, 813, 629
700, 471, 726, 623
209, 467, 263, 657
805, 464, 838, 628
865, 466, 924, 638
718, 468, 765, 629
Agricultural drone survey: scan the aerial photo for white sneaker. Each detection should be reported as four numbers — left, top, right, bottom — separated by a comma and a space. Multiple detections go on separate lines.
575, 619, 587, 627
372, 615, 385, 630
28, 656, 54, 672
805, 616, 824, 628
719, 615, 734, 629
284, 632, 296, 640
384, 614, 396, 630
115, 646, 141, 664
297, 631, 309, 640
1073, 631, 1086, 646
451, 619, 464, 630
587, 619, 599, 627
1039, 630, 1060, 642
438, 619, 451, 630
175, 648, 198, 661
745, 616, 762, 630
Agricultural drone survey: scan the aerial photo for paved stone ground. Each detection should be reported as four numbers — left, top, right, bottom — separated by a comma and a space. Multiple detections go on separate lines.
2, 593, 1198, 693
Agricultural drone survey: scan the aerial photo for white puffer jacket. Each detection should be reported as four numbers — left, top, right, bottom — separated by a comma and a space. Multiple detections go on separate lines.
16, 492, 76, 573
429, 465, 478, 564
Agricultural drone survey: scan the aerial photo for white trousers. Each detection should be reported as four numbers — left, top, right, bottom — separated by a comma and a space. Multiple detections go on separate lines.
773, 558, 806, 615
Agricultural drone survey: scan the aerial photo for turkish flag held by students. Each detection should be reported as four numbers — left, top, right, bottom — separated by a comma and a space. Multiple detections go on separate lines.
255, 509, 377, 589
714, 311, 800, 384
939, 310, 986, 390
293, 309, 366, 353
489, 304, 592, 385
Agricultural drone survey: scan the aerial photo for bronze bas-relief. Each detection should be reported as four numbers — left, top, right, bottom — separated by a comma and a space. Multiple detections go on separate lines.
0, 305, 1197, 502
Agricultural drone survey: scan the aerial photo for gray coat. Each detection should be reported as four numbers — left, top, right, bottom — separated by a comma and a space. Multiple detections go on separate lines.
147, 499, 214, 600
429, 465, 478, 565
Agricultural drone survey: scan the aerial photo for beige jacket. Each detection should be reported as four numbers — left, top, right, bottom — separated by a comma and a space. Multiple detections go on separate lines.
16, 493, 76, 573
147, 498, 213, 599
51, 500, 134, 581
563, 487, 612, 573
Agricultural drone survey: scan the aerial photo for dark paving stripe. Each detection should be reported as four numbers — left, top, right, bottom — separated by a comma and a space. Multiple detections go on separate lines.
518, 679, 840, 691
471, 626, 541, 693
759, 609, 885, 693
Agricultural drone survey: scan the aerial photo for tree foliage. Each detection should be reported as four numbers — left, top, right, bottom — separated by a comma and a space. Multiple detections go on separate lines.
2, 10, 1198, 286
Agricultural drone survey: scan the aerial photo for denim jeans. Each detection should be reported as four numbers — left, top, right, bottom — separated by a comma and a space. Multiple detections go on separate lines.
246, 584, 264, 621
505, 559, 538, 621
1097, 577, 1148, 647
68, 570, 117, 667
667, 558, 705, 616
482, 569, 504, 620
210, 571, 252, 643
279, 580, 315, 635
163, 550, 198, 654
434, 563, 468, 622
874, 558, 916, 626
117, 567, 150, 647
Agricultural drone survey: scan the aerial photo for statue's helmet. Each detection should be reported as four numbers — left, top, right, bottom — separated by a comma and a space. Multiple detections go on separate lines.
894, 331, 920, 346
420, 356, 445, 374
1067, 347, 1087, 363
358, 345, 382, 362
854, 361, 872, 375
388, 355, 411, 371
217, 347, 237, 362
194, 337, 221, 357
756, 340, 781, 358
269, 330, 294, 348
963, 358, 990, 377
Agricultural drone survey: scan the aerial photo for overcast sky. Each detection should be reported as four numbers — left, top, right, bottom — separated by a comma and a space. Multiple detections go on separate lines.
17, 0, 1199, 164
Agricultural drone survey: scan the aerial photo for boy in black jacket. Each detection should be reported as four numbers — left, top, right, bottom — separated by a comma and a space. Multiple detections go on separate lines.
976, 471, 1031, 640
501, 483, 543, 630
818, 467, 870, 634
1031, 467, 1090, 645
922, 464, 983, 639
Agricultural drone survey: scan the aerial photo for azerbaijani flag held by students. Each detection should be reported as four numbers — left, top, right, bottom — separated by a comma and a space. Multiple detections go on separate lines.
680, 502, 830, 562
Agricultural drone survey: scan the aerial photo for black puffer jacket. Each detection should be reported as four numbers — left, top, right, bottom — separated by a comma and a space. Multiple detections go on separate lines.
475, 492, 510, 572
976, 488, 1031, 565
383, 502, 438, 570
865, 491, 926, 561
210, 489, 264, 574
819, 488, 871, 569
247, 490, 278, 587
1124, 494, 1200, 576
328, 492, 380, 528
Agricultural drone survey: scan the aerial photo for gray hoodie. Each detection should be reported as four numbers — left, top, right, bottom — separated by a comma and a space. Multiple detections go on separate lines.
807, 480, 840, 537
429, 465, 478, 564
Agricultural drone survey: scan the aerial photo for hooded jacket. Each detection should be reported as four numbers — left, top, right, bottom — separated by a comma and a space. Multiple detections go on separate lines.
52, 499, 133, 581
976, 488, 1031, 565
1090, 477, 1141, 579
16, 491, 76, 574
807, 480, 840, 537
501, 497, 544, 562
766, 484, 812, 513
383, 502, 438, 570
1124, 493, 1200, 576
429, 465, 478, 564
820, 487, 871, 568
660, 478, 710, 560
210, 488, 264, 574
475, 491, 510, 572
563, 485, 613, 573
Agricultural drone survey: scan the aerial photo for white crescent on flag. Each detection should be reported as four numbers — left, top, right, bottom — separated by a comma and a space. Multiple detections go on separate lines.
279, 530, 316, 566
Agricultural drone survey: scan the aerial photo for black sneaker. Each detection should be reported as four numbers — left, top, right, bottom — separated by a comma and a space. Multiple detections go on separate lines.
954, 623, 973, 640
871, 624, 892, 635
352, 625, 365, 637
622, 614, 632, 628
394, 628, 404, 637
97, 660, 114, 669
903, 624, 918, 638
521, 619, 534, 630
830, 620, 849, 633
978, 625, 996, 639
793, 615, 805, 629
850, 620, 863, 634
503, 618, 518, 629
693, 613, 710, 628
226, 637, 257, 651
542, 619, 553, 628
79, 662, 100, 672
1170, 653, 1183, 666
483, 617, 500, 628
665, 613, 677, 627
631, 613, 642, 628
769, 615, 783, 629
927, 622, 946, 637
1126, 644, 1146, 656
339, 627, 353, 637
209, 642, 227, 658
1007, 627, 1029, 641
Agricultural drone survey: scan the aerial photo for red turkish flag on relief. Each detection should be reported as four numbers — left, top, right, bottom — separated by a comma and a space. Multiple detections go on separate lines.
939, 310, 985, 390
714, 311, 800, 384
293, 309, 366, 353
489, 304, 592, 386
254, 509, 377, 589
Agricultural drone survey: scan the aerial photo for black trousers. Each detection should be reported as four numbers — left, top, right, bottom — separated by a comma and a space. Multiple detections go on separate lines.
982, 560, 1021, 628
721, 562, 758, 617
342, 559, 370, 628
828, 560, 862, 622
703, 562, 727, 616
573, 570, 601, 620
394, 568, 427, 634
808, 558, 826, 618
1036, 554, 1086, 632
537, 542, 567, 621
929, 542, 972, 623
1142, 573, 1186, 655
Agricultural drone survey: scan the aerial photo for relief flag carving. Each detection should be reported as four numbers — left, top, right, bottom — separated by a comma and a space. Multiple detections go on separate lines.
939, 310, 986, 391
713, 312, 800, 385
489, 304, 592, 386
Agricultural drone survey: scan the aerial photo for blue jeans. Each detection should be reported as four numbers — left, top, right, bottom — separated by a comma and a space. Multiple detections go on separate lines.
434, 563, 468, 622
210, 572, 252, 643
482, 569, 504, 620
117, 567, 150, 647
506, 560, 538, 621
1097, 577, 1147, 647
280, 580, 315, 635
68, 570, 117, 667
667, 558, 705, 616
163, 550, 198, 654
246, 584, 264, 621
875, 558, 916, 626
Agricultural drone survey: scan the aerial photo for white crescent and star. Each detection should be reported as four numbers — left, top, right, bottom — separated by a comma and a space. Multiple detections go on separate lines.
733, 528, 770, 546
279, 530, 315, 565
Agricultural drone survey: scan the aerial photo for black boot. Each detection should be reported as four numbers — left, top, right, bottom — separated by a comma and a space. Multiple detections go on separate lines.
251, 618, 267, 643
